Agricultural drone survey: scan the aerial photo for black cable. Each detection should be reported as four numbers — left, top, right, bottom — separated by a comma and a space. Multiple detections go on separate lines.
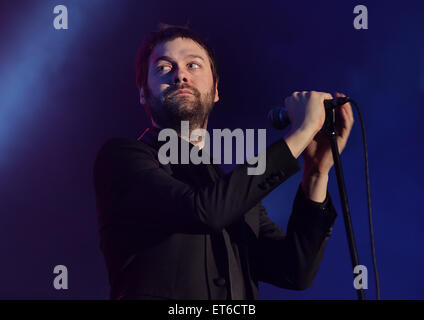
348, 98, 380, 300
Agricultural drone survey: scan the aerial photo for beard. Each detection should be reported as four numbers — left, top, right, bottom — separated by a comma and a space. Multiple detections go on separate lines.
145, 84, 215, 134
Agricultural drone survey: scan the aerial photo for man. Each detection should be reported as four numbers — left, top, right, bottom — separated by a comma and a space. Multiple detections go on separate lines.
93, 25, 354, 300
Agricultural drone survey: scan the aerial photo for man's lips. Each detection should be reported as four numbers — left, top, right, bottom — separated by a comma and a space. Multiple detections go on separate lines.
173, 89, 193, 96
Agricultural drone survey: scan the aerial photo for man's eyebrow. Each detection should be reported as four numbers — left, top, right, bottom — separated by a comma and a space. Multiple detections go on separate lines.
153, 54, 205, 65
153, 55, 174, 65
185, 54, 205, 62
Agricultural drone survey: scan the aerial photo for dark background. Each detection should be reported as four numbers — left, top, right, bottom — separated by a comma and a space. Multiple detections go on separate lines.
0, 0, 423, 299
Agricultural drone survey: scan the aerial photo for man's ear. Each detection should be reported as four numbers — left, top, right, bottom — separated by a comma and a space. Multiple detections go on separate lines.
214, 81, 219, 103
139, 87, 146, 105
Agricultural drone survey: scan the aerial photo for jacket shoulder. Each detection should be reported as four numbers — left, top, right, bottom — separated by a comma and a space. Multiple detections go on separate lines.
93, 137, 158, 173
96, 137, 155, 157
99, 137, 152, 151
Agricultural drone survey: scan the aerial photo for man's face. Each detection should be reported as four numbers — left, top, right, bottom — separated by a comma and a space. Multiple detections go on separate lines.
140, 37, 219, 132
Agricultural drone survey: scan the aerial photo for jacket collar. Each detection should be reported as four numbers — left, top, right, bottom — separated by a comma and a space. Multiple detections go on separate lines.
137, 126, 223, 179
137, 126, 212, 159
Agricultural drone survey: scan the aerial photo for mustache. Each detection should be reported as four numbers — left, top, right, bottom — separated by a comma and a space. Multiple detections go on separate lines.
165, 84, 200, 99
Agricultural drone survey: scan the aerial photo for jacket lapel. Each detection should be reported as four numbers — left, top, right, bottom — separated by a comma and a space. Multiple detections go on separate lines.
138, 127, 255, 299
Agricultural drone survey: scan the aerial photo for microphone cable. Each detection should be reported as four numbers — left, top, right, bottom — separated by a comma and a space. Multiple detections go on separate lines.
347, 98, 380, 300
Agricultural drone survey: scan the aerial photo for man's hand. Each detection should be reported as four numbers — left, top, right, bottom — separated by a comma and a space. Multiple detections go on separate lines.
282, 91, 354, 202
301, 92, 354, 202
302, 92, 354, 176
283, 91, 332, 159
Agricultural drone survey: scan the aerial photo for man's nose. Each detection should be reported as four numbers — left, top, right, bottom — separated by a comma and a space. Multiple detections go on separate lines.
172, 67, 189, 84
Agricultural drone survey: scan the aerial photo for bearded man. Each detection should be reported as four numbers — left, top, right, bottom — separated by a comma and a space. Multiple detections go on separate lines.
93, 25, 354, 300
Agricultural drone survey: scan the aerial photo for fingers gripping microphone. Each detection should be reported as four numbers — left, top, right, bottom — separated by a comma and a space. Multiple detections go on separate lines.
268, 97, 351, 130
323, 96, 351, 108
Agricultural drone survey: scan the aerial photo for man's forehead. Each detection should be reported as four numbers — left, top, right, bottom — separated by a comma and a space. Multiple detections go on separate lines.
150, 38, 208, 62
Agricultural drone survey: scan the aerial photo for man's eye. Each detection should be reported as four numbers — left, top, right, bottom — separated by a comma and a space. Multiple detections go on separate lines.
157, 65, 171, 72
188, 63, 200, 69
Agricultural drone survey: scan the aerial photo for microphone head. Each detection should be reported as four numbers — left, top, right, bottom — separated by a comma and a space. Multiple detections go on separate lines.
268, 107, 290, 130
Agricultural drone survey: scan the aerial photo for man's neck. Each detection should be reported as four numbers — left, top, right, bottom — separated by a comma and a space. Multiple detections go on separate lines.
152, 119, 208, 150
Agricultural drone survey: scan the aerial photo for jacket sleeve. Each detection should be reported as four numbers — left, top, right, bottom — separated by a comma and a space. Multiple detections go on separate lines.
255, 184, 337, 290
93, 137, 301, 234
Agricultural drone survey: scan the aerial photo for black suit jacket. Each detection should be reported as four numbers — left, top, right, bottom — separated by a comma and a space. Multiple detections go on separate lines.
93, 127, 338, 300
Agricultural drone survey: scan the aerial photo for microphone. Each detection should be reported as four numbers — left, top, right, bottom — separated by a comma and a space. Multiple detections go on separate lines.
268, 97, 351, 130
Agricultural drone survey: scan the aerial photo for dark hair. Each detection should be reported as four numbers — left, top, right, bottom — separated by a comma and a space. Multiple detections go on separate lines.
135, 24, 219, 91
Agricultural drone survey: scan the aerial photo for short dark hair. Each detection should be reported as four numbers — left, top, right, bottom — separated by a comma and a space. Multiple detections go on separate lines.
135, 24, 219, 91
